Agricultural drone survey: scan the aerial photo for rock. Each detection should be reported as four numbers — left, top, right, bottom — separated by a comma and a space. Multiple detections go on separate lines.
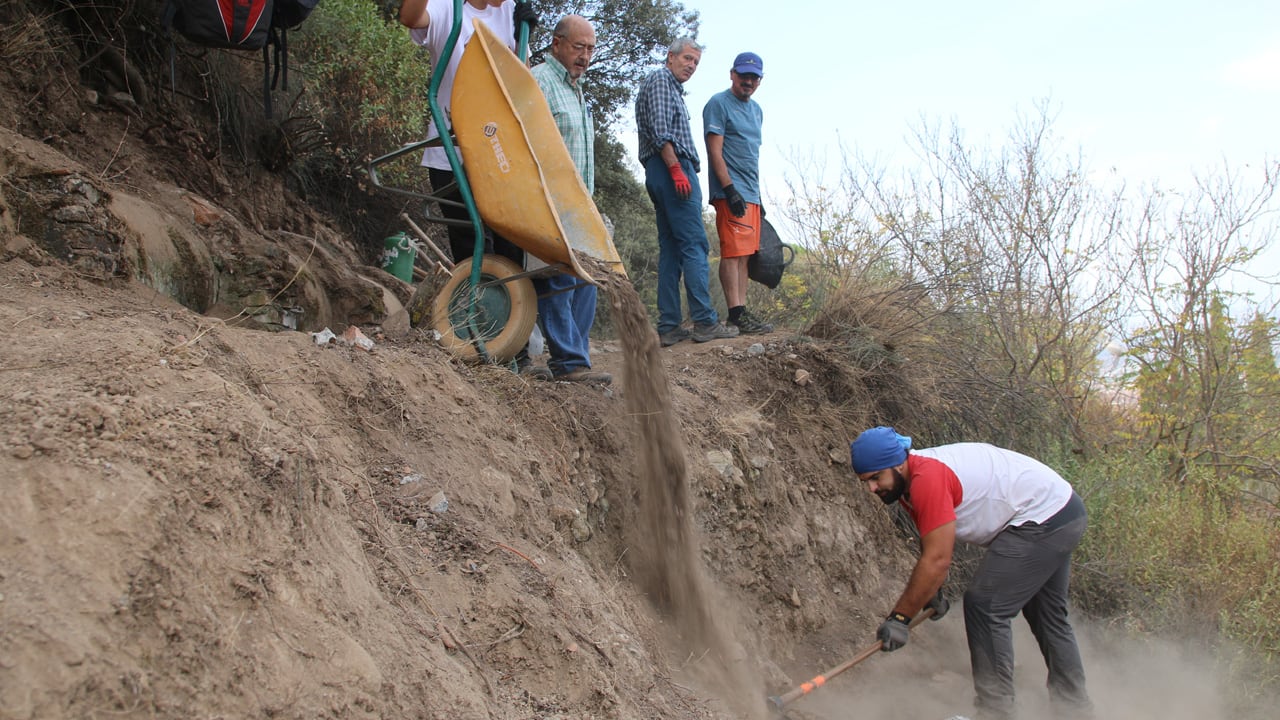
789, 588, 801, 608
185, 194, 222, 226
341, 325, 375, 352
428, 491, 449, 514
399, 473, 423, 485
747, 343, 765, 356
11, 445, 34, 459
794, 368, 811, 386
706, 449, 744, 485
570, 514, 592, 542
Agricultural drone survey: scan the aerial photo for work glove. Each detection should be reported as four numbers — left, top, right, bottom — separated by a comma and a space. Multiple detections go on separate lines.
512, 1, 539, 32
668, 163, 692, 200
723, 183, 746, 217
877, 612, 911, 652
926, 589, 950, 621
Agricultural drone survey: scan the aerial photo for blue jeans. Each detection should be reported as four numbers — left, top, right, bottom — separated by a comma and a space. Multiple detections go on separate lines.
534, 272, 597, 375
643, 154, 717, 333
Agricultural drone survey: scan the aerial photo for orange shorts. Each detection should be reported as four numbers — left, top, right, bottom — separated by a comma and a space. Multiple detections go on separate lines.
711, 200, 761, 258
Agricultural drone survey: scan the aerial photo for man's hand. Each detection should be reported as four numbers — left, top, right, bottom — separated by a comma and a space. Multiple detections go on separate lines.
926, 589, 950, 621
723, 184, 746, 217
513, 1, 538, 32
877, 613, 910, 652
668, 163, 692, 200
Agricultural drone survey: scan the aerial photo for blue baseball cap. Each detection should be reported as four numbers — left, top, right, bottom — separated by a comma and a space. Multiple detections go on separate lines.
850, 426, 913, 474
732, 52, 763, 76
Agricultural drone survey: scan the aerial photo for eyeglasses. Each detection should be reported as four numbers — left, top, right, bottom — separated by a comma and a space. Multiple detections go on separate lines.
555, 36, 595, 55
735, 73, 760, 83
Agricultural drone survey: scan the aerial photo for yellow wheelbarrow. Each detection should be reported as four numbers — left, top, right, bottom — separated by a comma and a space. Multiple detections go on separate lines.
369, 9, 623, 364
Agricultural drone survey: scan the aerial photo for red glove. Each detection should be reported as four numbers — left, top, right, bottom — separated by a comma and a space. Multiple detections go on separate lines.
667, 163, 692, 200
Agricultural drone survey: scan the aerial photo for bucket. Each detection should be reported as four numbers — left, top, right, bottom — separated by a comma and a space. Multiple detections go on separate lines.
380, 232, 416, 282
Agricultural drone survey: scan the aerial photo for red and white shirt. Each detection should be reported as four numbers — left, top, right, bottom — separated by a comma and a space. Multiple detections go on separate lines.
902, 443, 1073, 547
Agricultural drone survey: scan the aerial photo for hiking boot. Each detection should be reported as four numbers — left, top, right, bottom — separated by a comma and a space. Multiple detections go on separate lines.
660, 326, 691, 347
554, 368, 613, 385
732, 309, 773, 334
691, 321, 740, 343
518, 362, 552, 380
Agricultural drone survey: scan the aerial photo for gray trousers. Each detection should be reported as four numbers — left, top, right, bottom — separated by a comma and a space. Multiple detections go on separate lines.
963, 492, 1093, 720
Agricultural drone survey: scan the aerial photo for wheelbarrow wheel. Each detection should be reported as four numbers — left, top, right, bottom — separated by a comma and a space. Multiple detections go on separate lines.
431, 254, 537, 364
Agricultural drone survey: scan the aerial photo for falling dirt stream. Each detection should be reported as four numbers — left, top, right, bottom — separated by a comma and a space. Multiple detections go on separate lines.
591, 261, 765, 719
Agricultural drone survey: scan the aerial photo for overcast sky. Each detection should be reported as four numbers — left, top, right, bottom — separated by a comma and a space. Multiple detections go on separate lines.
614, 0, 1279, 209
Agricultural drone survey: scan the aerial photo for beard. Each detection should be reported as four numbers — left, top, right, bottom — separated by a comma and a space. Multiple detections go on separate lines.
877, 468, 907, 505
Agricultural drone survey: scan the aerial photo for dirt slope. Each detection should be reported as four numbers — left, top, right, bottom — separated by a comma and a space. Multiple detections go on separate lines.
0, 108, 950, 719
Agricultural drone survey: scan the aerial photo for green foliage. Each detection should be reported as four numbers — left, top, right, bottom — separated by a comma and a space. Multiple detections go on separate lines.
592, 132, 658, 330
1071, 451, 1280, 691
293, 0, 432, 173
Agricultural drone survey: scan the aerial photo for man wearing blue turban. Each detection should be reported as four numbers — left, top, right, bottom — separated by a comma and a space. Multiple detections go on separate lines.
849, 426, 1093, 720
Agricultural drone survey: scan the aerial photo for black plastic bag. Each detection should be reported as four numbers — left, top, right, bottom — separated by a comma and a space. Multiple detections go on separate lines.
747, 218, 795, 289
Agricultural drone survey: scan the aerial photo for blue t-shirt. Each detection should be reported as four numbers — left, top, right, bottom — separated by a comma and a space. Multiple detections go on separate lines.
702, 89, 763, 204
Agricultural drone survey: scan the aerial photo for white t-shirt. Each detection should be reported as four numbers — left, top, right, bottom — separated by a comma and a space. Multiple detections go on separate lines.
409, 0, 516, 170
912, 443, 1074, 547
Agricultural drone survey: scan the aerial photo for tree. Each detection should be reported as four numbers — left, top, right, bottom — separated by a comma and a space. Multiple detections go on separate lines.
1124, 162, 1280, 491
785, 105, 1130, 452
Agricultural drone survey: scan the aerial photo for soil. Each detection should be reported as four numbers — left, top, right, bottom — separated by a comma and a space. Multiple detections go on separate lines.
0, 80, 926, 717
0, 7, 1261, 720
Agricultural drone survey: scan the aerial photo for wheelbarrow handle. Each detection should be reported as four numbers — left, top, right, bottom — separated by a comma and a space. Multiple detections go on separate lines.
768, 607, 936, 712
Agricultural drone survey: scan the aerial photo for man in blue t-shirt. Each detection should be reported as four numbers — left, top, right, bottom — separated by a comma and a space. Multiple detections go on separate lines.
703, 52, 772, 335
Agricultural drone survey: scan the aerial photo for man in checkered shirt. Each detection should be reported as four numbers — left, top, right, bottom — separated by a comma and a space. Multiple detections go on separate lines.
635, 38, 739, 346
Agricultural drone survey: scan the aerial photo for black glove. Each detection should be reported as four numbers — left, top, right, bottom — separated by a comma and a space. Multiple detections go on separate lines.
877, 612, 910, 652
723, 183, 746, 218
513, 1, 539, 32
926, 589, 950, 621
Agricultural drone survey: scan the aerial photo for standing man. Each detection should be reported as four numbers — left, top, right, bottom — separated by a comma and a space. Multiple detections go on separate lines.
850, 426, 1094, 720
703, 52, 772, 335
529, 15, 611, 385
400, 0, 545, 376
635, 38, 738, 346
399, 0, 536, 266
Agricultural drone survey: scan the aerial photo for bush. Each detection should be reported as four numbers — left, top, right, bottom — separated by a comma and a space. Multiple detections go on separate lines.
292, 0, 433, 182
1070, 451, 1280, 695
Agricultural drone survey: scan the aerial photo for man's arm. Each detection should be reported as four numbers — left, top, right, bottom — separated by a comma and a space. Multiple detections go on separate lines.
400, 0, 431, 29
706, 133, 732, 188
892, 520, 955, 618
659, 142, 679, 168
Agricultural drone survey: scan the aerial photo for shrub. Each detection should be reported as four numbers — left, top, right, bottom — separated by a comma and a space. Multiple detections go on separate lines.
1070, 451, 1280, 695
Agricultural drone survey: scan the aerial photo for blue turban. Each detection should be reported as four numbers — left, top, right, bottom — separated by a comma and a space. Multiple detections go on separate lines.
850, 426, 913, 474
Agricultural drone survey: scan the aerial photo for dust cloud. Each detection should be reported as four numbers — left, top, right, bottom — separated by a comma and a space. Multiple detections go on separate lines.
594, 263, 766, 720
790, 610, 1270, 720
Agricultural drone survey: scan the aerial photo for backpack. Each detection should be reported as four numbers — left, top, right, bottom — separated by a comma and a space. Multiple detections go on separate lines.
163, 0, 320, 118
748, 217, 797, 289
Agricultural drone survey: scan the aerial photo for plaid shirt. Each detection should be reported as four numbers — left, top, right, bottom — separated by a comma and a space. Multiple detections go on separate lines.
532, 55, 595, 193
635, 67, 700, 172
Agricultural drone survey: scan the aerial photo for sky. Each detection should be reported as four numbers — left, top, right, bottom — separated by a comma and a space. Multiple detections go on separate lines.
613, 0, 1280, 218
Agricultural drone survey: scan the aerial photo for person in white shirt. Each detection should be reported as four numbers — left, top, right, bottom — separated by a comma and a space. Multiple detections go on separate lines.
850, 426, 1093, 720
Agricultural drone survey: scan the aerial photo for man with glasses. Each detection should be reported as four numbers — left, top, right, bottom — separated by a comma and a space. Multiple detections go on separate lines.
636, 38, 739, 346
529, 15, 611, 385
704, 52, 772, 335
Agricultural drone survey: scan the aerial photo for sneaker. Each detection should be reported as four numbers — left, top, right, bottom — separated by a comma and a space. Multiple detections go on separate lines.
660, 326, 691, 347
691, 321, 740, 343
518, 363, 552, 380
732, 309, 773, 334
554, 368, 613, 385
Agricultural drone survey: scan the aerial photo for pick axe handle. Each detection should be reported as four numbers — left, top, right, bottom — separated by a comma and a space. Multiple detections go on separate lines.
770, 608, 935, 709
